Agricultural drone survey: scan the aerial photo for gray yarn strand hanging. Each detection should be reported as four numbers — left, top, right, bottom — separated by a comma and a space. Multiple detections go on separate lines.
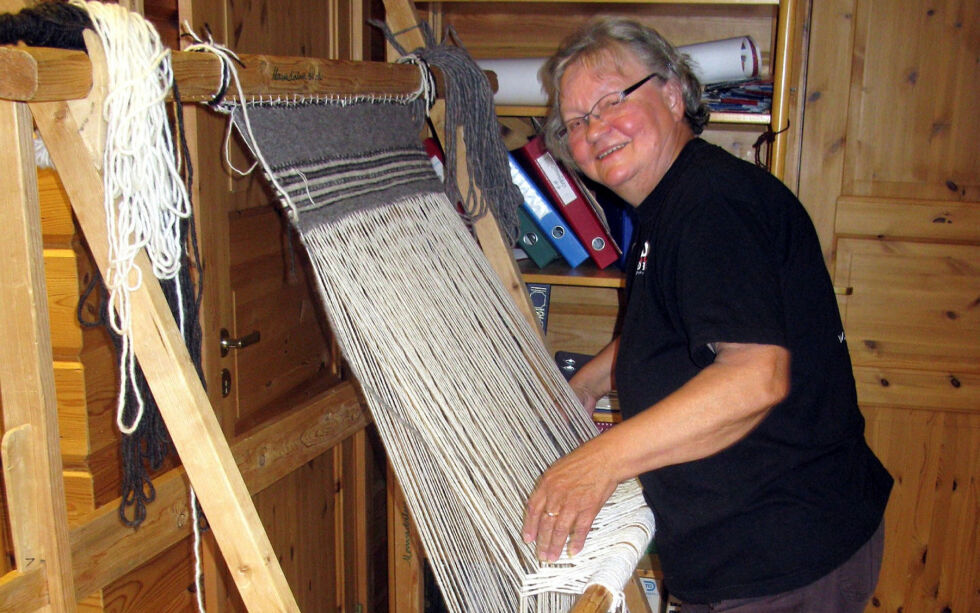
372, 19, 524, 244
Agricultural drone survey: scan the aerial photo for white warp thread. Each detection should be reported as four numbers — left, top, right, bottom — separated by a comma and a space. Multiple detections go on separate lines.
34, 135, 53, 168
300, 192, 654, 612
189, 486, 205, 613
73, 0, 191, 434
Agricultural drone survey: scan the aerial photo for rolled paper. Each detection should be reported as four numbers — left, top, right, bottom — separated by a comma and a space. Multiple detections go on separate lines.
679, 36, 761, 85
477, 36, 762, 106
476, 57, 550, 106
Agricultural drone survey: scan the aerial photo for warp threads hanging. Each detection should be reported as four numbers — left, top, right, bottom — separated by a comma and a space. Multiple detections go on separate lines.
226, 96, 655, 612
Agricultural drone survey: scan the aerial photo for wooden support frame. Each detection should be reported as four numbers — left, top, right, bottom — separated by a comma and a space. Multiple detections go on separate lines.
0, 96, 77, 613
0, 39, 419, 613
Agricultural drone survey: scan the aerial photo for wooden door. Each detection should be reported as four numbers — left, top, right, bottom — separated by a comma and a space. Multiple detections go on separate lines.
798, 0, 979, 610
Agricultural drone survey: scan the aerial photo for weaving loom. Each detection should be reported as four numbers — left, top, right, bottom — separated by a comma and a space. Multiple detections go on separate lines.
222, 87, 655, 611
172, 3, 658, 604
0, 1, 655, 610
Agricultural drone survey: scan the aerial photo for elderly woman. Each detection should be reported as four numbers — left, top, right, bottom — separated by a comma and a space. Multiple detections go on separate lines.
521, 18, 892, 612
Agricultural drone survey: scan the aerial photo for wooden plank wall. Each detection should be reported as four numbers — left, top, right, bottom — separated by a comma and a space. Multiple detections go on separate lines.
798, 1, 979, 611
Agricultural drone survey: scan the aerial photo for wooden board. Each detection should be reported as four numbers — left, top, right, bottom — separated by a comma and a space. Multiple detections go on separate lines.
0, 99, 77, 611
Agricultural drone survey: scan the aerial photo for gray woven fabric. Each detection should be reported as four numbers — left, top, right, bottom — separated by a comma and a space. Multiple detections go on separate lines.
231, 99, 444, 233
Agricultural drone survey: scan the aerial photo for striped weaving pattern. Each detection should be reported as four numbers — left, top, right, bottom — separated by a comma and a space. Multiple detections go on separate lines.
273, 147, 437, 214
229, 99, 443, 231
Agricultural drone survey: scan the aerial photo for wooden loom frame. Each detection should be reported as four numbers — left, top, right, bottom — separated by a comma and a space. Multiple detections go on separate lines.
0, 31, 648, 613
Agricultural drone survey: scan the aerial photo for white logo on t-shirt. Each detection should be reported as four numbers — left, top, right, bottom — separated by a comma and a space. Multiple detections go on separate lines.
838, 331, 846, 343
636, 241, 650, 275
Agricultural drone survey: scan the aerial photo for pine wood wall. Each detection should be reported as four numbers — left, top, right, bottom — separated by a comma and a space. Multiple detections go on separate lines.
798, 1, 978, 611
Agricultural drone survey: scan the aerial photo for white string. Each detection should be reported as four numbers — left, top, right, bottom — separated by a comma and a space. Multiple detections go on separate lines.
396, 54, 436, 109
300, 193, 655, 612
73, 0, 191, 435
180, 24, 306, 218
189, 486, 206, 612
34, 135, 54, 168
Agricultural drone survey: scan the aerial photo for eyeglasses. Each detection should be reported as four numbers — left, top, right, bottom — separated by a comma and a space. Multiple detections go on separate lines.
558, 72, 665, 141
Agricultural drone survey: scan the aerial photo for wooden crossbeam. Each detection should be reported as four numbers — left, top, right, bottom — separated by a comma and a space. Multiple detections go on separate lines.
0, 45, 495, 103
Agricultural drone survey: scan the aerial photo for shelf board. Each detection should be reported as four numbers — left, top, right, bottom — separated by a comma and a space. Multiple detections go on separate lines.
496, 105, 550, 118
708, 111, 771, 125
519, 259, 626, 288
635, 551, 663, 579
423, 0, 777, 4
497, 105, 771, 126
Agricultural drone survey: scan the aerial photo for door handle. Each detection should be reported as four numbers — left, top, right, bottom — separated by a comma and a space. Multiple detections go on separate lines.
220, 328, 261, 357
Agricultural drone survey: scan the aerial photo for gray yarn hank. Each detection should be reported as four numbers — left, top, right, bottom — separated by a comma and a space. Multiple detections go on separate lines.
376, 20, 523, 245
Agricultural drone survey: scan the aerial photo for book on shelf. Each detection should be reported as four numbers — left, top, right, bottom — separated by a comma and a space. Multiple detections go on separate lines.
515, 135, 619, 269
702, 79, 773, 114
581, 176, 635, 271
591, 395, 622, 432
639, 576, 665, 613
525, 282, 551, 333
508, 152, 589, 268
517, 207, 561, 269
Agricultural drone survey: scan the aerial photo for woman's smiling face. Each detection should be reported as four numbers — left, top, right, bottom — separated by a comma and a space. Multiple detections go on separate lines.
559, 48, 693, 205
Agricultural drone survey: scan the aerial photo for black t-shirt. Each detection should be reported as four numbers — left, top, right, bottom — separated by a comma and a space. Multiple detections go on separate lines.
616, 138, 892, 603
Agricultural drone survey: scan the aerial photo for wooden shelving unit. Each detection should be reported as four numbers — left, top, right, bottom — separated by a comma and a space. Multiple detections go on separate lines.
421, 0, 795, 290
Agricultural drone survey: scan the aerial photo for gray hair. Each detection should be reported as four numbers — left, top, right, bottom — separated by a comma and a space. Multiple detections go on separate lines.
540, 17, 709, 166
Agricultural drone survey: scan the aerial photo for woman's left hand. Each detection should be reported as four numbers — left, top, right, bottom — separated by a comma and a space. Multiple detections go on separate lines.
522, 439, 619, 562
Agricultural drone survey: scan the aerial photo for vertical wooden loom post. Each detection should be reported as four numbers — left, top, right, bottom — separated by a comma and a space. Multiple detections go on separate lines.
0, 99, 76, 612
24, 31, 300, 612
767, 0, 794, 181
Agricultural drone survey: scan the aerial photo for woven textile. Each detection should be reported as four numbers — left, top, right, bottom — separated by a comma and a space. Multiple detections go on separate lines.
229, 98, 654, 613
231, 100, 442, 228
